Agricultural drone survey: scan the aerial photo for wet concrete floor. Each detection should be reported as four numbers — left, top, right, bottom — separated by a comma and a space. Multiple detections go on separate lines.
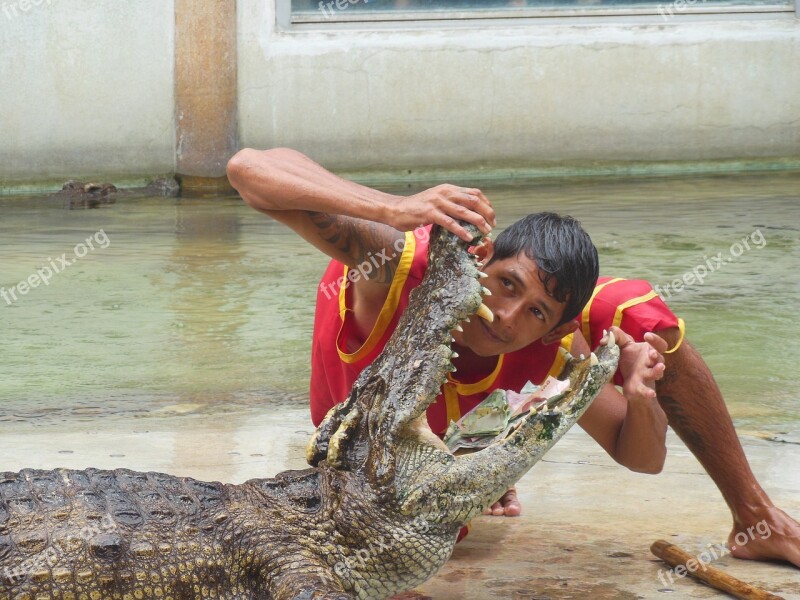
1, 406, 797, 599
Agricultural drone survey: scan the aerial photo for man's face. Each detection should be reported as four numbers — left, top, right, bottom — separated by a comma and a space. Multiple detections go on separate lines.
453, 247, 571, 357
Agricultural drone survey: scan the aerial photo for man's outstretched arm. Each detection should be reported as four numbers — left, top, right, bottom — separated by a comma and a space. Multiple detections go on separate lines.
484, 327, 668, 517
577, 328, 669, 474
228, 146, 497, 360
227, 147, 495, 271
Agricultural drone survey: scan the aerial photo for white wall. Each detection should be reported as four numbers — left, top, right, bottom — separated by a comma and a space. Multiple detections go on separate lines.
0, 0, 175, 186
1, 1, 797, 189
238, 1, 800, 172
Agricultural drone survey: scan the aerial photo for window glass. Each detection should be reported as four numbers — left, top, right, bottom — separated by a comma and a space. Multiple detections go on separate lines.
291, 0, 792, 21
290, 0, 793, 20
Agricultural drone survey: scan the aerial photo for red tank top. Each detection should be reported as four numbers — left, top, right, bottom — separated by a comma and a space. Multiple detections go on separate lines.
309, 227, 572, 433
579, 276, 683, 385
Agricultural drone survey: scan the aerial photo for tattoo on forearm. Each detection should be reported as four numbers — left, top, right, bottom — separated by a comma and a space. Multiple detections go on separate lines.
308, 212, 402, 284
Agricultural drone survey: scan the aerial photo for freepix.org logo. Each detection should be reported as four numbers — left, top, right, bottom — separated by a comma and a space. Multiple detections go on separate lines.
654, 229, 766, 301
318, 227, 431, 301
1, 229, 111, 306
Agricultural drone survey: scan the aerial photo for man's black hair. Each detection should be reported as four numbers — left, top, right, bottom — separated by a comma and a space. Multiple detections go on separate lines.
487, 212, 599, 328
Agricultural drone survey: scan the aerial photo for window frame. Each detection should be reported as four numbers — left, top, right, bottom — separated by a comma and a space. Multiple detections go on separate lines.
278, 0, 797, 27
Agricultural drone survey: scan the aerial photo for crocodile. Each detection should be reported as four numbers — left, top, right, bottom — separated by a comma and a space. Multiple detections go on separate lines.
0, 223, 619, 600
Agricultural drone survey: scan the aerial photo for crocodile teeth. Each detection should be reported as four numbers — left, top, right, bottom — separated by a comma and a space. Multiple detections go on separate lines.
600, 328, 616, 348
478, 271, 489, 279
463, 317, 470, 323
454, 324, 463, 333
481, 286, 492, 296
476, 261, 485, 268
590, 352, 599, 366
606, 330, 616, 348
579, 353, 586, 361
475, 303, 494, 322
451, 351, 459, 359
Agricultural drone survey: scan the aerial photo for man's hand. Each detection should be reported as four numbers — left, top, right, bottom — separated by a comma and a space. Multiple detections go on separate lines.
482, 486, 522, 517
612, 326, 667, 402
386, 184, 496, 243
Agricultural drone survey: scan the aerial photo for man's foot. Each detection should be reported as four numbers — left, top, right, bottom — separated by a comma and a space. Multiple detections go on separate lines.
482, 486, 522, 517
728, 506, 800, 568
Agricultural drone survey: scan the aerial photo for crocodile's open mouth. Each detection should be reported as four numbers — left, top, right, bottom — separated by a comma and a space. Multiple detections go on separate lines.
308, 222, 618, 511
442, 327, 620, 455
499, 329, 619, 442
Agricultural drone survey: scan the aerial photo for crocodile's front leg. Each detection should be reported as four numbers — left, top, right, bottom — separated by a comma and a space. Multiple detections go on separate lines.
308, 385, 362, 467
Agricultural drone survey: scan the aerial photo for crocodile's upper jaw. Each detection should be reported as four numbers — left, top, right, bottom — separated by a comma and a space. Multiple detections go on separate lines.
306, 224, 486, 482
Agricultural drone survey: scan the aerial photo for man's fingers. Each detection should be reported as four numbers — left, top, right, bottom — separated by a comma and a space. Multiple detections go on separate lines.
436, 187, 494, 235
483, 500, 503, 515
461, 187, 496, 227
648, 347, 666, 368
483, 487, 523, 517
432, 205, 492, 242
644, 331, 669, 354
404, 184, 495, 240
434, 213, 476, 243
642, 387, 657, 400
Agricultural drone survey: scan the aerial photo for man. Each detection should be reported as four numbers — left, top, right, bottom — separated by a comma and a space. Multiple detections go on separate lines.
227, 146, 800, 568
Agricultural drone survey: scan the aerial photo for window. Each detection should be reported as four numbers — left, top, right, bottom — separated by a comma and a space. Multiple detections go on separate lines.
287, 0, 796, 24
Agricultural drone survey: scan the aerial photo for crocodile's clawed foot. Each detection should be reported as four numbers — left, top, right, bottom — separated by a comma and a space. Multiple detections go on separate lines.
327, 404, 365, 468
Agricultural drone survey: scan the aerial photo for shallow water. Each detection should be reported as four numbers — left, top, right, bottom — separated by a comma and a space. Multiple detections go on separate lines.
1, 172, 798, 435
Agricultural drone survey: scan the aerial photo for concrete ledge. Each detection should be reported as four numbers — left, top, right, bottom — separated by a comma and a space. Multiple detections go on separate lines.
337, 156, 800, 187
2, 157, 799, 198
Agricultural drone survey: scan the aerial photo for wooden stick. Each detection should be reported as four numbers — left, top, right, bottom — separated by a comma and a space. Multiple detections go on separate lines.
651, 540, 784, 600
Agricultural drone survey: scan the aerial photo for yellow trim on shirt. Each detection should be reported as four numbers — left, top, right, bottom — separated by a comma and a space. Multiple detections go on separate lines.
664, 318, 686, 354
443, 354, 505, 425
581, 278, 624, 342
443, 384, 462, 428
611, 291, 658, 329
449, 355, 505, 396
547, 333, 575, 378
337, 231, 417, 364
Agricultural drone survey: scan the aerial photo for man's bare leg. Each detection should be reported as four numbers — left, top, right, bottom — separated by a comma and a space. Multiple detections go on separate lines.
656, 329, 800, 567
